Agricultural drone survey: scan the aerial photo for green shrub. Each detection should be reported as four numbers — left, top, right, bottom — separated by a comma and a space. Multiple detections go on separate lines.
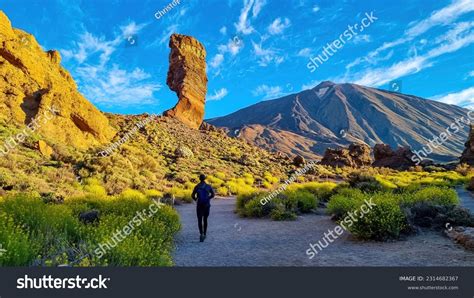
327, 188, 364, 219
282, 189, 317, 213
348, 195, 407, 240
270, 205, 297, 221
408, 187, 459, 206
0, 192, 180, 267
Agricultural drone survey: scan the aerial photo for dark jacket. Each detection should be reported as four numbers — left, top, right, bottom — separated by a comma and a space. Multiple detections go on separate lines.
192, 182, 215, 206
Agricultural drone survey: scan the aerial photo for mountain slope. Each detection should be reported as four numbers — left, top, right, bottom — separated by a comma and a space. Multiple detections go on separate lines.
208, 81, 469, 161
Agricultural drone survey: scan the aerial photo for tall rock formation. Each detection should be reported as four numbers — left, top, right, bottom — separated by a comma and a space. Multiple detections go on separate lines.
163, 34, 207, 129
0, 11, 115, 149
460, 125, 474, 165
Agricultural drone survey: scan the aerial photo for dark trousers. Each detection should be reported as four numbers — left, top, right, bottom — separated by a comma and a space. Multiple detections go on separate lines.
196, 204, 210, 235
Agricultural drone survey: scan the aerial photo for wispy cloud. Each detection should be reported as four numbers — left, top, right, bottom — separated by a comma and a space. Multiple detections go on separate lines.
297, 47, 312, 58
352, 34, 372, 44
208, 88, 229, 101
433, 87, 474, 108
252, 41, 284, 66
76, 65, 161, 106
267, 17, 291, 35
347, 0, 474, 70
209, 53, 225, 68
351, 21, 474, 86
61, 22, 161, 106
252, 84, 283, 99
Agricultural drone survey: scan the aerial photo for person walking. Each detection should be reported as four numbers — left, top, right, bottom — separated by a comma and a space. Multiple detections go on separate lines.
192, 174, 215, 242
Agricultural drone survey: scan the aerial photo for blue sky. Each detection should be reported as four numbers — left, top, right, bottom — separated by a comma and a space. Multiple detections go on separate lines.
1, 0, 473, 118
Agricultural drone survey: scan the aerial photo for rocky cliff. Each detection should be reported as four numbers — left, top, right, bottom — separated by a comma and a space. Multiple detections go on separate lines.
0, 11, 115, 149
163, 34, 207, 129
460, 125, 474, 165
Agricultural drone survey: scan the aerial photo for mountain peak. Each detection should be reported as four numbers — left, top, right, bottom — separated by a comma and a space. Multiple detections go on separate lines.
315, 81, 336, 89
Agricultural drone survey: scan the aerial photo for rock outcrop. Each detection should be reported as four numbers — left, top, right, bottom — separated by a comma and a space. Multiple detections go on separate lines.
164, 34, 207, 129
0, 11, 115, 149
372, 144, 416, 170
460, 125, 474, 165
320, 143, 372, 167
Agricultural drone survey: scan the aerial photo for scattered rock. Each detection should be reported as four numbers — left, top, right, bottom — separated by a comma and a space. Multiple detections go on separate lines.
79, 210, 100, 224
174, 145, 194, 158
320, 143, 372, 167
163, 34, 207, 129
446, 227, 474, 251
372, 144, 416, 170
37, 140, 53, 158
292, 155, 305, 167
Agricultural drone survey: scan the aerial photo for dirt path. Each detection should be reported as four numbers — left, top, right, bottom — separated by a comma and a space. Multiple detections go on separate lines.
172, 198, 474, 266
456, 186, 474, 214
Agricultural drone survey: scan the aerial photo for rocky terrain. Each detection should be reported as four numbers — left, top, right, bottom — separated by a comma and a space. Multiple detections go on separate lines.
0, 11, 114, 149
0, 11, 290, 197
209, 81, 470, 162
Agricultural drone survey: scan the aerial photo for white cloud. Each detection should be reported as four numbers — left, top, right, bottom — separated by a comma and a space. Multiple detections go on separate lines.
209, 54, 225, 68
351, 20, 474, 87
312, 5, 320, 13
347, 0, 474, 70
352, 34, 372, 44
466, 70, 474, 79
220, 26, 227, 35
235, 0, 256, 35
252, 41, 284, 66
120, 21, 147, 38
267, 17, 291, 35
61, 32, 120, 65
433, 87, 474, 107
297, 48, 312, 57
252, 0, 267, 18
61, 24, 160, 106
76, 64, 161, 106
252, 84, 283, 99
207, 88, 228, 101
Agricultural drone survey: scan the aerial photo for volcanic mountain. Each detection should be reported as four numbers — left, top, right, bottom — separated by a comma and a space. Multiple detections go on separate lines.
208, 81, 469, 162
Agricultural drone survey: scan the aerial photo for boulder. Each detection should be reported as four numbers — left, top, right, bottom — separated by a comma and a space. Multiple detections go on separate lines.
174, 145, 194, 158
0, 11, 115, 149
163, 34, 207, 129
372, 144, 416, 170
79, 210, 100, 224
292, 155, 305, 167
320, 143, 372, 168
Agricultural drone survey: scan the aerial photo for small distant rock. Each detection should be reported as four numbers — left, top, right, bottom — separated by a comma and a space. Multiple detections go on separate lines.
79, 210, 100, 224
292, 155, 305, 167
174, 145, 194, 158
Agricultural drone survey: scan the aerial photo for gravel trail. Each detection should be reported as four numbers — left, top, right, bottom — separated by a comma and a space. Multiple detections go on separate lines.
172, 198, 474, 266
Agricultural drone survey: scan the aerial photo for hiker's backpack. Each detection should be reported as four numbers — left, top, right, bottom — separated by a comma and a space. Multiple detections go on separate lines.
196, 184, 211, 205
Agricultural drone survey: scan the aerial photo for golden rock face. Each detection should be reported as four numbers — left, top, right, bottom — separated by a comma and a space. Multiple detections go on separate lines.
164, 34, 208, 129
0, 11, 115, 149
